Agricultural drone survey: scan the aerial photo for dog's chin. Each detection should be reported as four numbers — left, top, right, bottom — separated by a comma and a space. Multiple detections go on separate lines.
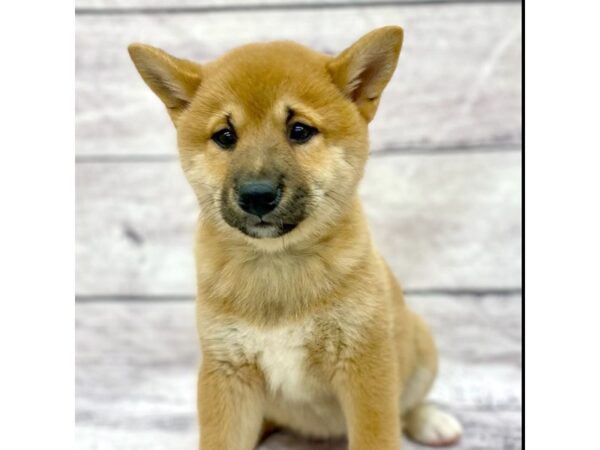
242, 221, 298, 239
220, 204, 304, 240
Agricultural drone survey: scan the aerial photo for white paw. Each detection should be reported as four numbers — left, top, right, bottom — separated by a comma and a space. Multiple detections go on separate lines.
406, 404, 462, 447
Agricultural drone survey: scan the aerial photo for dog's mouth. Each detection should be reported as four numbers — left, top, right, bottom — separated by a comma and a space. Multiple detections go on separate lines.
220, 208, 302, 239
243, 219, 299, 239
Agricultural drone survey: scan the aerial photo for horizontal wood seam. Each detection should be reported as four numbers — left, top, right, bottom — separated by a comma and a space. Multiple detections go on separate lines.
76, 0, 523, 16
75, 288, 522, 302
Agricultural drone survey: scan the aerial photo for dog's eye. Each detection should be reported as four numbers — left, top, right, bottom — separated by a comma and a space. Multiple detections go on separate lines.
288, 122, 318, 144
211, 128, 237, 149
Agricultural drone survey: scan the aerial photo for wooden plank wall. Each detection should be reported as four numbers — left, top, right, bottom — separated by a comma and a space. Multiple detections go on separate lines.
75, 1, 522, 449
77, 152, 521, 296
76, 3, 521, 158
75, 1, 522, 297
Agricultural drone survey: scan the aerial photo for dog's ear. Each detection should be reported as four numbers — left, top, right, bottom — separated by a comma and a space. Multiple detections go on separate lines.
128, 43, 201, 119
328, 26, 403, 122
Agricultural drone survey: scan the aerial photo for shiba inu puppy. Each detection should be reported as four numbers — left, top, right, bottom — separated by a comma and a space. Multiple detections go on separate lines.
129, 26, 462, 450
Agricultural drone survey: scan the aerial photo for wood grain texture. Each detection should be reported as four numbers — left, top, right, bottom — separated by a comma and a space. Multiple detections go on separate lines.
75, 3, 522, 156
75, 294, 522, 449
75, 150, 522, 296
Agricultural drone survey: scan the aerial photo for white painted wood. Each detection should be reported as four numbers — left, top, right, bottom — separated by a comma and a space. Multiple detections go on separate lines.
75, 3, 522, 156
75, 294, 522, 449
75, 150, 522, 296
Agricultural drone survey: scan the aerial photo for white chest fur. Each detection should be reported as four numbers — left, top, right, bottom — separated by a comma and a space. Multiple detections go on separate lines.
210, 319, 318, 403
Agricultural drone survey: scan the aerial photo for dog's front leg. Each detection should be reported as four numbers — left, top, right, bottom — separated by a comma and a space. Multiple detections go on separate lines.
333, 341, 402, 450
197, 357, 265, 450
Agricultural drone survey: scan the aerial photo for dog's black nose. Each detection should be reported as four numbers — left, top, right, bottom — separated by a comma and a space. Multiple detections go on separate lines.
237, 181, 281, 218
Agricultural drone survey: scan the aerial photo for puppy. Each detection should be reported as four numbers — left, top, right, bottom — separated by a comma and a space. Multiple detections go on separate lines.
129, 26, 462, 450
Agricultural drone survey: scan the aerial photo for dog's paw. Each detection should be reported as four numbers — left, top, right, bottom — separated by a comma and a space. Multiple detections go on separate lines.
405, 404, 462, 447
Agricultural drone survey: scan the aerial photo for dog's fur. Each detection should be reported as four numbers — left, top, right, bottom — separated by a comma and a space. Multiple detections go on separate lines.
129, 27, 462, 450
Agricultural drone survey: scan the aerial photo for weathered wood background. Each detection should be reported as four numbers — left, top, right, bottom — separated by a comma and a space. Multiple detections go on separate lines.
75, 0, 522, 448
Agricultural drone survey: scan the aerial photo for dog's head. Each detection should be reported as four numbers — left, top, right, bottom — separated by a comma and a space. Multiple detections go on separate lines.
129, 27, 403, 245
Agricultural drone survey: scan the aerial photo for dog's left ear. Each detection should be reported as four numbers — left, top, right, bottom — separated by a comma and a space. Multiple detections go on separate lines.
328, 26, 403, 122
128, 43, 202, 121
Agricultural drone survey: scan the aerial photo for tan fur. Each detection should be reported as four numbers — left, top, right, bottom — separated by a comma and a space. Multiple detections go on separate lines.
129, 26, 461, 450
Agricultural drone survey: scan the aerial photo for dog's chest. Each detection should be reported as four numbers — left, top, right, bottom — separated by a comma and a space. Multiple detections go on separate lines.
221, 320, 320, 402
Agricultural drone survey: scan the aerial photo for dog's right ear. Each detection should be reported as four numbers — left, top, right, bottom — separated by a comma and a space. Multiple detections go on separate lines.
128, 43, 201, 118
